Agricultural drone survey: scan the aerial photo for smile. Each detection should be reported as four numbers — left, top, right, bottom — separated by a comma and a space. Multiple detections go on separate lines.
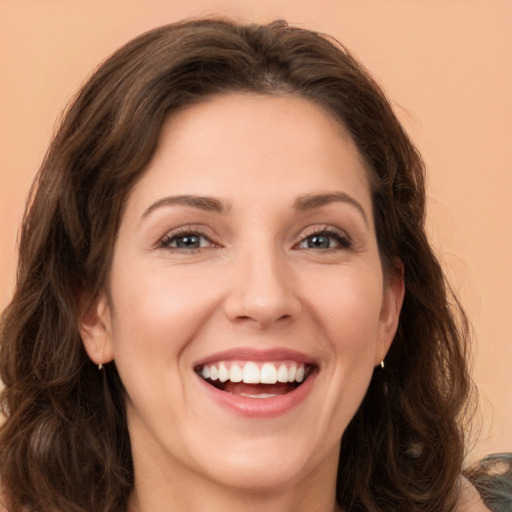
193, 348, 317, 417
196, 360, 312, 398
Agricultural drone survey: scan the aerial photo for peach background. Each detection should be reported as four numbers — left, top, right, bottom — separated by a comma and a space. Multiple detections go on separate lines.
1, 1, 511, 462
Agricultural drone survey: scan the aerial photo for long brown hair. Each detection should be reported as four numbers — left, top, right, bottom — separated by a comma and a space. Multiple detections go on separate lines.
0, 18, 473, 511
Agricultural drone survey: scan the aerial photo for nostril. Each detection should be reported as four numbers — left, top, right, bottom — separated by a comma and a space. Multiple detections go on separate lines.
231, 312, 295, 330
223, 271, 301, 327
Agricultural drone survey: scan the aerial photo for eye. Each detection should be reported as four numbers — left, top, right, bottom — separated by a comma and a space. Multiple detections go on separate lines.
297, 229, 351, 250
160, 230, 216, 251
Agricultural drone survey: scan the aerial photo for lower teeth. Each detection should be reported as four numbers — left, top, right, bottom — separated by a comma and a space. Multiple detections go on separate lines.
203, 377, 302, 396
238, 393, 278, 399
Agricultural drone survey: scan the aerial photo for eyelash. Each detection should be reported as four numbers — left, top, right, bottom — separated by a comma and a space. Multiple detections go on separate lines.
158, 226, 352, 252
159, 227, 216, 253
295, 226, 352, 251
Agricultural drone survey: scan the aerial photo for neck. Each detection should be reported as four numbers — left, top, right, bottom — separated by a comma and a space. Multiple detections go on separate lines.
127, 441, 341, 512
125, 407, 343, 512
128, 485, 341, 512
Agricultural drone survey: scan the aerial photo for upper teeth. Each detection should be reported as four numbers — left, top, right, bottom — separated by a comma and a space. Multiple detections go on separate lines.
200, 361, 307, 384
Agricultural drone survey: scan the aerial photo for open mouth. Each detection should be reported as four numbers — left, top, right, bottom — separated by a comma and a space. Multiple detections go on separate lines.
195, 361, 315, 398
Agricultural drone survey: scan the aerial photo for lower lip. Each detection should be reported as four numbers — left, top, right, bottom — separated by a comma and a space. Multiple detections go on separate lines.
196, 372, 317, 418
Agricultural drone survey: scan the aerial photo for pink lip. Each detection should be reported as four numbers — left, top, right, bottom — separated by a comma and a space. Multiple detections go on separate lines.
194, 347, 318, 418
193, 347, 317, 368
196, 370, 317, 418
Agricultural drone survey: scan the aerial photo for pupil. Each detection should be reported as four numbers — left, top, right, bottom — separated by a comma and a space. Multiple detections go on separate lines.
308, 235, 330, 248
177, 235, 200, 248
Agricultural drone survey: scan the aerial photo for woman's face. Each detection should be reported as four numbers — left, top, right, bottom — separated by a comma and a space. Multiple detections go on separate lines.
81, 93, 403, 495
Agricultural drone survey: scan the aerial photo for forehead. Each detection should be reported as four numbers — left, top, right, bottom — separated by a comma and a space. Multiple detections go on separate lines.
125, 93, 372, 218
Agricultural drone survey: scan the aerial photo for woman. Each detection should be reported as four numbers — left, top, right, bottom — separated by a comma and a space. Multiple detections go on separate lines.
0, 18, 506, 512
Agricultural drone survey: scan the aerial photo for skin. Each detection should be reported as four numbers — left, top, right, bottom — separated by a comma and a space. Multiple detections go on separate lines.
79, 92, 406, 512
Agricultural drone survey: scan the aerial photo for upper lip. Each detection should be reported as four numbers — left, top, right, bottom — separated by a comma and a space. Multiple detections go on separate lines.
193, 347, 317, 368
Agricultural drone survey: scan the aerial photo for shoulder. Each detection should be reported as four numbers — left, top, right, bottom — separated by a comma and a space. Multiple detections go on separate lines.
455, 476, 492, 512
464, 453, 512, 512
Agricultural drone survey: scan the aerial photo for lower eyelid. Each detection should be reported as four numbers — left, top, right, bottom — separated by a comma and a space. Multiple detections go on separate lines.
158, 226, 352, 251
296, 229, 352, 249
160, 232, 213, 249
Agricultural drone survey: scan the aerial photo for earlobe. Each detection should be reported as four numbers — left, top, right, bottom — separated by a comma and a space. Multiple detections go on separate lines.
376, 262, 405, 365
78, 291, 114, 366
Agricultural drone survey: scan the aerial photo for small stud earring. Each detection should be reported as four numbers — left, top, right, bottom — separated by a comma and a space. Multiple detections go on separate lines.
380, 360, 385, 369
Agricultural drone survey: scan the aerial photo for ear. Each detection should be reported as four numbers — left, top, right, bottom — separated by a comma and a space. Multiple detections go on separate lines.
375, 261, 405, 366
78, 290, 115, 366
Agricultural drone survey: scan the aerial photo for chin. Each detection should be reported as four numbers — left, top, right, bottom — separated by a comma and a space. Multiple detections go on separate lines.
186, 432, 340, 494
202, 455, 313, 493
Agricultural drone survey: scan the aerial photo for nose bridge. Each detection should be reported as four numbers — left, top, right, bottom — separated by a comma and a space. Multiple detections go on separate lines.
225, 235, 300, 328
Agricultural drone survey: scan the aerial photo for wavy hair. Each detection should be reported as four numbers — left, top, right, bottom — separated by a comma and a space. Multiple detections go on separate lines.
0, 18, 473, 511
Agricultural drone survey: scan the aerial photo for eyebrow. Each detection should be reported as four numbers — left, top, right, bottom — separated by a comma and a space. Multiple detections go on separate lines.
142, 192, 368, 225
142, 195, 230, 219
294, 192, 368, 225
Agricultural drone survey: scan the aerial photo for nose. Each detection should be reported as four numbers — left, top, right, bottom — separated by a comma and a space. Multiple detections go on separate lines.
223, 245, 301, 329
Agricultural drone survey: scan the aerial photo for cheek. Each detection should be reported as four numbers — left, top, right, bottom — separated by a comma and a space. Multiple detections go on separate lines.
303, 267, 384, 352
107, 264, 222, 364
292, 270, 384, 449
